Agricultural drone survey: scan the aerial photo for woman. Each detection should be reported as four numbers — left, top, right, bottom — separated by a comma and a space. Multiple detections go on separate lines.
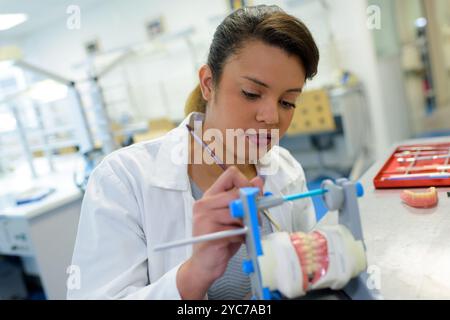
68, 5, 319, 300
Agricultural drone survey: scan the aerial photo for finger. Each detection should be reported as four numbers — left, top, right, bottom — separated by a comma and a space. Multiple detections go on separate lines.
214, 208, 244, 226
196, 207, 243, 227
199, 189, 241, 210
204, 166, 251, 196
250, 176, 264, 195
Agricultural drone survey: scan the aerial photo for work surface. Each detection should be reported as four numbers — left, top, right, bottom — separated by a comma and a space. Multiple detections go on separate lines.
321, 136, 450, 299
0, 155, 82, 219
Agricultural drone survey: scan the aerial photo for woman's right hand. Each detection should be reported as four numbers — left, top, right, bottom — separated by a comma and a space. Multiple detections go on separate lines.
176, 166, 263, 299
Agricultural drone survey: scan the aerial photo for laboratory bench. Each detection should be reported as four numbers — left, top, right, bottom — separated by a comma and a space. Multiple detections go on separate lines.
0, 156, 83, 299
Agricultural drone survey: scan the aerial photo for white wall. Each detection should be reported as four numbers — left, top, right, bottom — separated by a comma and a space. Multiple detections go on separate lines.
371, 0, 412, 144
13, 0, 226, 78
324, 0, 394, 157
5, 0, 403, 158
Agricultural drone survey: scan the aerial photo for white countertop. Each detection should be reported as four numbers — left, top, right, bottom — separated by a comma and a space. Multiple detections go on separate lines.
0, 155, 83, 219
323, 136, 450, 299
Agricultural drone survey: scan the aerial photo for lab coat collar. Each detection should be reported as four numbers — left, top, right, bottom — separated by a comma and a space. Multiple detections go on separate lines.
150, 112, 300, 192
149, 113, 195, 191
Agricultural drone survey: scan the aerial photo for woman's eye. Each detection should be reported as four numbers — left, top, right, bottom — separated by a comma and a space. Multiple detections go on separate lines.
242, 90, 260, 100
280, 100, 296, 109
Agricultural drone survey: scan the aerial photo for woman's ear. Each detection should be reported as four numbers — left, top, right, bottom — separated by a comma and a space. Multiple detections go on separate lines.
199, 64, 214, 101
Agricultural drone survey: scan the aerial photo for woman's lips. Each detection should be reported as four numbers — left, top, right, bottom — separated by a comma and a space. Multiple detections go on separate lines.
246, 134, 272, 147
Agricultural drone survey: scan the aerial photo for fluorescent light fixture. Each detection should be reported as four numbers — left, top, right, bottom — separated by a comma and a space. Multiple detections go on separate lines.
0, 13, 28, 31
415, 17, 427, 28
0, 112, 17, 132
28, 80, 68, 103
0, 60, 14, 70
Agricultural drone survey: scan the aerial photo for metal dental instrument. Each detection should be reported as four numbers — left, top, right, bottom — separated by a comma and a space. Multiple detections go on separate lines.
382, 173, 450, 181
186, 124, 227, 171
389, 165, 450, 173
154, 227, 249, 251
397, 154, 450, 163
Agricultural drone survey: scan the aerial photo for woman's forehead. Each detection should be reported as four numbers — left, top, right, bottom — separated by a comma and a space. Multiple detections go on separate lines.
222, 41, 306, 88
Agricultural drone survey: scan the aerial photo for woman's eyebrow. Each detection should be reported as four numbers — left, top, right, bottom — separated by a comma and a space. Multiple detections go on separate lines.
242, 76, 302, 93
242, 76, 269, 88
286, 87, 303, 93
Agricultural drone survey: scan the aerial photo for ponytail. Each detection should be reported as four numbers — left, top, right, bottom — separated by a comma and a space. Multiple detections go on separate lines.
184, 84, 207, 115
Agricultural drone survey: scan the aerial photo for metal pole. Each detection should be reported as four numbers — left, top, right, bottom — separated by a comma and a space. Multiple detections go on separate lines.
10, 102, 37, 178
69, 83, 95, 154
14, 60, 72, 85
32, 101, 55, 172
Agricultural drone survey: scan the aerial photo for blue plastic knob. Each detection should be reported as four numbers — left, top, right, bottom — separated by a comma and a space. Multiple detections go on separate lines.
356, 182, 364, 198
242, 260, 254, 274
262, 288, 272, 300
230, 200, 243, 218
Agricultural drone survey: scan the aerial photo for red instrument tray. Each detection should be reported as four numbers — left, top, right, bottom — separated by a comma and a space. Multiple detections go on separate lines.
374, 142, 450, 189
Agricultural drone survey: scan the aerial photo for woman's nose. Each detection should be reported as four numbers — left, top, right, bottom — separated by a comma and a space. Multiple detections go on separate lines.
256, 102, 279, 125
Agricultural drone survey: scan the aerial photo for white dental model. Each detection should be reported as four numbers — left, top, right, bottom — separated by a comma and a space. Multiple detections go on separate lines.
258, 225, 367, 298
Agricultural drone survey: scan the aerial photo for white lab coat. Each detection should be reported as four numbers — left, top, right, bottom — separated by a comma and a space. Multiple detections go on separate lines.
67, 112, 316, 300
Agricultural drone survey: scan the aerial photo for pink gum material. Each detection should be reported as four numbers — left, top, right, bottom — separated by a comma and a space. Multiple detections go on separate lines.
400, 187, 439, 208
290, 232, 330, 291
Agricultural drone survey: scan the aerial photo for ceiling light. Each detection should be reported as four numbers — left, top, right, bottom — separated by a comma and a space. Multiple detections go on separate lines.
0, 14, 28, 31
28, 80, 68, 103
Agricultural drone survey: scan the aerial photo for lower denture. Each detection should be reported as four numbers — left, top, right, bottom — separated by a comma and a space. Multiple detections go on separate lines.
400, 187, 439, 208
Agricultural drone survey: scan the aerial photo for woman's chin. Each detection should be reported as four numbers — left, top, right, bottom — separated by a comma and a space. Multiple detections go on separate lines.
229, 146, 272, 165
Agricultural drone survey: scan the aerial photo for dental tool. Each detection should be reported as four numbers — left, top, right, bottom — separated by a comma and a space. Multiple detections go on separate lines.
397, 146, 449, 152
388, 165, 450, 173
397, 154, 450, 163
154, 227, 249, 251
382, 173, 450, 181
186, 124, 227, 171
394, 150, 450, 158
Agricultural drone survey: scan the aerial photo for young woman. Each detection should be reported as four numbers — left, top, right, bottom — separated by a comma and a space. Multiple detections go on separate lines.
68, 5, 319, 300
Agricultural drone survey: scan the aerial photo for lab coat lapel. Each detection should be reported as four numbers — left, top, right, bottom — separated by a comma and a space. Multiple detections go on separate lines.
150, 112, 205, 191
257, 146, 300, 233
150, 113, 202, 258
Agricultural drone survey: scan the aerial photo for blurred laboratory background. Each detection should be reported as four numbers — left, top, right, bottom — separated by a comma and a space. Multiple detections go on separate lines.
0, 0, 449, 299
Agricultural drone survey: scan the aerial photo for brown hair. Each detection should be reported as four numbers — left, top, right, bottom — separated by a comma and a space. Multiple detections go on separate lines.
185, 5, 319, 115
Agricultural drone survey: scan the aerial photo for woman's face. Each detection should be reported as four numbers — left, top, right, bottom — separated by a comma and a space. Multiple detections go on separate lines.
200, 39, 306, 164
